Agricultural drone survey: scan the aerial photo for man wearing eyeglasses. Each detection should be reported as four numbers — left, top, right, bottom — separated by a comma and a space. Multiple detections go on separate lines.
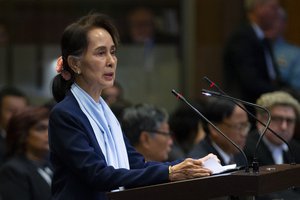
188, 98, 250, 167
120, 103, 173, 162
244, 91, 300, 165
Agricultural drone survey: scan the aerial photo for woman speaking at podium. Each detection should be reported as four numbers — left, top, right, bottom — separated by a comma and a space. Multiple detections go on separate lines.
49, 12, 216, 200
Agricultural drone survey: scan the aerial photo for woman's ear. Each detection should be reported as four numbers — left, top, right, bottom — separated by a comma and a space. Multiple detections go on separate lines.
67, 56, 81, 74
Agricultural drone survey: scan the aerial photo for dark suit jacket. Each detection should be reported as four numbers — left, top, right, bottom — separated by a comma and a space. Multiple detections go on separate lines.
0, 155, 51, 200
188, 136, 246, 167
244, 129, 300, 165
223, 23, 283, 103
0, 132, 5, 166
49, 91, 178, 200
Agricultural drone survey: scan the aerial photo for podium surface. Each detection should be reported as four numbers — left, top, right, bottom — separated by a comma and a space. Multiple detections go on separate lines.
107, 164, 300, 200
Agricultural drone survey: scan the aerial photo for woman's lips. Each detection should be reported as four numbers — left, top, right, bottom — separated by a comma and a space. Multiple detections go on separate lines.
104, 72, 114, 80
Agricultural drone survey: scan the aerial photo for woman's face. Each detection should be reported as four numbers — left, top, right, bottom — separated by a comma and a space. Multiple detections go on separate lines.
77, 27, 117, 93
26, 118, 49, 157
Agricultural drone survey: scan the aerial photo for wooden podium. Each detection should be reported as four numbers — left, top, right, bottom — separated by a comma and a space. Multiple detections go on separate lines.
107, 164, 300, 200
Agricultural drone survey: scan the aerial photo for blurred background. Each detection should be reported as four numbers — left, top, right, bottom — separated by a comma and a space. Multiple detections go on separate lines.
0, 0, 299, 112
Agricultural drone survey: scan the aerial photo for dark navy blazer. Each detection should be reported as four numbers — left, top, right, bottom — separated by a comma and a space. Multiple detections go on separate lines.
49, 92, 176, 200
0, 155, 51, 200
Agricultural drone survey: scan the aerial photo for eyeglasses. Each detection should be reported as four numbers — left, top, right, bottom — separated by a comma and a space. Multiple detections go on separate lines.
144, 130, 173, 137
31, 123, 48, 133
271, 115, 296, 126
221, 122, 251, 134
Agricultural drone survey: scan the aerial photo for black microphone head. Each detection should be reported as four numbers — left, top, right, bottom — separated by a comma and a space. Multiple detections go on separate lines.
203, 76, 213, 85
171, 89, 178, 96
202, 76, 225, 94
171, 89, 185, 101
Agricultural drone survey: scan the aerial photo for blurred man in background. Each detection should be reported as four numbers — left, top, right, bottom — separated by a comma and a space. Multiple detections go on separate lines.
0, 86, 28, 165
121, 103, 173, 162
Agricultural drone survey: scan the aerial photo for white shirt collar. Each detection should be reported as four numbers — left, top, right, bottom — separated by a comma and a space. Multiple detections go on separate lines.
262, 136, 288, 152
251, 23, 265, 40
262, 136, 288, 164
211, 141, 232, 165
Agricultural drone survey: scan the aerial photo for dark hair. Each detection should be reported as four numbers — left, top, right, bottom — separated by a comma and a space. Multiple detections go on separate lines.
110, 99, 132, 121
43, 98, 57, 111
120, 104, 168, 146
52, 13, 120, 102
102, 81, 124, 102
202, 98, 237, 134
169, 102, 203, 154
5, 106, 50, 158
0, 86, 28, 112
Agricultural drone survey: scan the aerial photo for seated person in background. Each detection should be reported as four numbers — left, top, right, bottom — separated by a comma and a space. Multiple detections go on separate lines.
168, 103, 206, 161
244, 91, 300, 165
122, 6, 176, 45
244, 91, 300, 200
189, 98, 250, 167
120, 103, 173, 162
0, 106, 52, 200
109, 100, 132, 122
102, 81, 129, 106
102, 81, 132, 120
0, 86, 28, 166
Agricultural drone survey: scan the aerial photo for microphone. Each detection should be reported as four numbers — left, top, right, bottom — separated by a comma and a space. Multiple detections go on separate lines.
202, 76, 296, 169
171, 89, 250, 172
201, 89, 271, 172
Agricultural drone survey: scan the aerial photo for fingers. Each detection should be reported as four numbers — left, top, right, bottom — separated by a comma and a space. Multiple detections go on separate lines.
188, 167, 212, 177
198, 153, 220, 163
169, 159, 212, 182
169, 166, 212, 181
168, 154, 221, 182
172, 158, 200, 171
191, 170, 212, 178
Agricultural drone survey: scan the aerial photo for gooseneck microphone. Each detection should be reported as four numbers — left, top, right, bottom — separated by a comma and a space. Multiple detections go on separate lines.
171, 89, 250, 172
202, 89, 271, 172
202, 76, 296, 169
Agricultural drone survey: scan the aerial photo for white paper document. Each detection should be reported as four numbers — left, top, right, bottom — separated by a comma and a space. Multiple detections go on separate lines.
203, 157, 237, 174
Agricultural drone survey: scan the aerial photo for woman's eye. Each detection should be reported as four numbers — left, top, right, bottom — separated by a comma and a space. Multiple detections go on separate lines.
111, 50, 116, 55
98, 51, 105, 55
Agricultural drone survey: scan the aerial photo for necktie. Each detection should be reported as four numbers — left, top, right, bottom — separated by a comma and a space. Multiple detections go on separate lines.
37, 166, 53, 186
261, 38, 280, 81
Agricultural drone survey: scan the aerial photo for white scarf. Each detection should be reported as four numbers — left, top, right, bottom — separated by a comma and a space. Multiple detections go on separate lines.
71, 83, 129, 169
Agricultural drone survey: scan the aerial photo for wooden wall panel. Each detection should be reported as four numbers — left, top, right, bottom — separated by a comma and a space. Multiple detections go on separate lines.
281, 0, 300, 45
194, 0, 243, 99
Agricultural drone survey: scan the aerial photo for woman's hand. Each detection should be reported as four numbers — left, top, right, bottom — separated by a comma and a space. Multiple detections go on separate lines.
198, 153, 220, 164
169, 153, 218, 182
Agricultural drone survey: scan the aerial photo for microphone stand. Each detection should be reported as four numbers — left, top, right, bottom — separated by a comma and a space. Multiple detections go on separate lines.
202, 76, 296, 168
171, 89, 250, 173
202, 89, 271, 173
